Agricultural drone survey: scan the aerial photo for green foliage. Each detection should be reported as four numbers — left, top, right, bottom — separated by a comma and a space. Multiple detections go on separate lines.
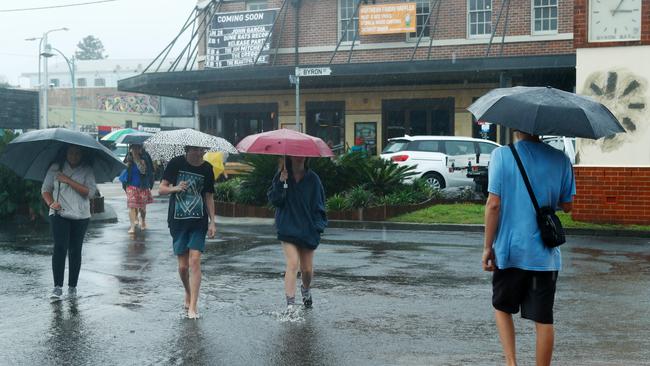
214, 177, 241, 202
75, 35, 107, 60
326, 193, 349, 211
346, 185, 376, 209
0, 130, 45, 219
237, 154, 278, 205
360, 157, 417, 196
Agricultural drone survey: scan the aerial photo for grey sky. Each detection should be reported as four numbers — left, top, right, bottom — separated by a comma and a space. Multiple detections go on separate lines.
0, 0, 197, 86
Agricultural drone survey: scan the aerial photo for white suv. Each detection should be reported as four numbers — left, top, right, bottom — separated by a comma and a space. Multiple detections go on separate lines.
380, 135, 500, 189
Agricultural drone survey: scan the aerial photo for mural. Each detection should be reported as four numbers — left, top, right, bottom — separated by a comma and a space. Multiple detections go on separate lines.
580, 69, 647, 154
97, 94, 160, 114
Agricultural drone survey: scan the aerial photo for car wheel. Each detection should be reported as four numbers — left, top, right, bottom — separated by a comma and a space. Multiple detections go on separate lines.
422, 172, 445, 190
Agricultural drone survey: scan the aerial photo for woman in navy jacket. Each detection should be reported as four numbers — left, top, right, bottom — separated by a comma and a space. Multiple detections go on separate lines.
268, 156, 327, 309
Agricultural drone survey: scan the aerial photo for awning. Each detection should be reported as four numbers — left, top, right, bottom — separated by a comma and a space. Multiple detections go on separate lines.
117, 54, 576, 100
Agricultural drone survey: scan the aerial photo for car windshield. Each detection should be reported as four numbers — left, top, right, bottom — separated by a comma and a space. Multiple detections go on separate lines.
382, 140, 409, 154
112, 145, 128, 157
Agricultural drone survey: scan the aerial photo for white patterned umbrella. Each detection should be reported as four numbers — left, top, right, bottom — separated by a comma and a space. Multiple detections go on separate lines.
144, 128, 237, 161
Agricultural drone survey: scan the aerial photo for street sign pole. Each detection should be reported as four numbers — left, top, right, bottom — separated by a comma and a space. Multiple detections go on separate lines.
295, 67, 300, 131
291, 67, 332, 132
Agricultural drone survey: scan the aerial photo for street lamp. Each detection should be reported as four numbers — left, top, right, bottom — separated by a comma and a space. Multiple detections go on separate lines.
26, 27, 68, 129
41, 45, 76, 131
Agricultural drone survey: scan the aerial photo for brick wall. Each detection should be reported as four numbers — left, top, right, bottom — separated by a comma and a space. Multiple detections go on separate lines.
213, 0, 575, 66
574, 0, 650, 48
572, 166, 650, 225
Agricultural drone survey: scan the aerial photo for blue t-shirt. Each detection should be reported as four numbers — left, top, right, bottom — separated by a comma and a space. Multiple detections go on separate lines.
487, 141, 576, 271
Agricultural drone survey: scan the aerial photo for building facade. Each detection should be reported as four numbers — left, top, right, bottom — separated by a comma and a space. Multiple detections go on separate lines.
120, 0, 576, 152
22, 59, 195, 135
571, 0, 650, 225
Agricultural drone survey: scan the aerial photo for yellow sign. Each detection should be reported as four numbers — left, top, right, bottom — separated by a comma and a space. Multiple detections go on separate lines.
359, 3, 417, 35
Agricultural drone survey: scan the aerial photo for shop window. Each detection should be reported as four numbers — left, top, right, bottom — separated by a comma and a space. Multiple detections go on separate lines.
77, 78, 87, 87
50, 78, 60, 87
94, 78, 106, 87
307, 102, 346, 154
468, 0, 492, 37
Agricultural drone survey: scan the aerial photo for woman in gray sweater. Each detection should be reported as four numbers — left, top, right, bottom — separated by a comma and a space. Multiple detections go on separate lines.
41, 144, 97, 300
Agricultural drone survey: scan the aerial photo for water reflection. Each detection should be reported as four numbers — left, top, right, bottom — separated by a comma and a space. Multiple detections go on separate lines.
268, 315, 333, 366
45, 300, 92, 365
167, 320, 208, 365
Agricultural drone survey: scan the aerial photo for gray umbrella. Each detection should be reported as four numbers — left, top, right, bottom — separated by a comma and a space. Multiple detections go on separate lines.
468, 86, 626, 139
144, 128, 237, 161
115, 132, 153, 145
0, 128, 126, 183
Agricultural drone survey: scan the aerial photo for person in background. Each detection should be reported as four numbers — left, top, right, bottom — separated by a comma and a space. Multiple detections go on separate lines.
41, 144, 97, 300
123, 144, 154, 234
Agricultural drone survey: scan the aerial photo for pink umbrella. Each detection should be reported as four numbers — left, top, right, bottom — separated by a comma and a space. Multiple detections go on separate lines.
236, 128, 334, 157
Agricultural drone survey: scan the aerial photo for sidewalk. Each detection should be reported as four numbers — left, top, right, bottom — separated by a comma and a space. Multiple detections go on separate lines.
98, 183, 650, 238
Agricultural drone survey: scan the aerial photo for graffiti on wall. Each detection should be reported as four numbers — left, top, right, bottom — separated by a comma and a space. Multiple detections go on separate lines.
580, 69, 647, 154
97, 94, 160, 114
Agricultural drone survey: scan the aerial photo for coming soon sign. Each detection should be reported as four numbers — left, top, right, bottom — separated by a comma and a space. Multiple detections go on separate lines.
359, 3, 417, 35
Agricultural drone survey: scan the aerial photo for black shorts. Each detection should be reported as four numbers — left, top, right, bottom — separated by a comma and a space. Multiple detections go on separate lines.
492, 268, 558, 324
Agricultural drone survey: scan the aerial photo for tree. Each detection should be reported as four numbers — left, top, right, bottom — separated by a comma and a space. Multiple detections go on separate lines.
75, 35, 108, 60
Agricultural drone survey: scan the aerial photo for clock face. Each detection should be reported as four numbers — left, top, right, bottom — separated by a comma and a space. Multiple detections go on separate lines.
589, 0, 642, 42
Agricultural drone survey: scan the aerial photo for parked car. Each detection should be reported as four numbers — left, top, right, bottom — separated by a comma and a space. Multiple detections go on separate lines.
381, 135, 500, 189
111, 143, 128, 162
542, 136, 576, 164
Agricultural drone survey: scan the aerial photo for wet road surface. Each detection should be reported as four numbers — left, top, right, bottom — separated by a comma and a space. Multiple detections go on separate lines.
1, 183, 649, 365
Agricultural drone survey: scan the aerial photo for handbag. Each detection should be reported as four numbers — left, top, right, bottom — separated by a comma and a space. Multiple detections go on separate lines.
508, 144, 566, 248
118, 168, 129, 184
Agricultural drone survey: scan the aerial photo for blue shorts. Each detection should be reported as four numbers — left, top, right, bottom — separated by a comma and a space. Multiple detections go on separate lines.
170, 227, 207, 256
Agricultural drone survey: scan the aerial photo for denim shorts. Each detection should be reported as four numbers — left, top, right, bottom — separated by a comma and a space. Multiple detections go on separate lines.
170, 227, 207, 256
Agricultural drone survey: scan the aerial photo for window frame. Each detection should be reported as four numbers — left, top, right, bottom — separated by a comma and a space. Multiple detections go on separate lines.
246, 0, 268, 11
531, 0, 558, 35
94, 78, 106, 87
406, 0, 432, 42
76, 78, 87, 87
338, 0, 361, 44
467, 0, 493, 39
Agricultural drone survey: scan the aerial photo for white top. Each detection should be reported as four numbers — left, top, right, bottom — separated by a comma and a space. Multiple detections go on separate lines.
41, 162, 97, 220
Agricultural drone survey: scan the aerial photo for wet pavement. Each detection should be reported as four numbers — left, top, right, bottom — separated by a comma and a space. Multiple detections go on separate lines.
1, 183, 649, 365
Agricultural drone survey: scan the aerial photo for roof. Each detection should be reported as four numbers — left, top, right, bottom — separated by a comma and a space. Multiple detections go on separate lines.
117, 54, 576, 100
388, 135, 501, 143
21, 59, 174, 77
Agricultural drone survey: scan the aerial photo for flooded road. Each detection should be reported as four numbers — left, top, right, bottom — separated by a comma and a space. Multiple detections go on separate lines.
1, 184, 649, 365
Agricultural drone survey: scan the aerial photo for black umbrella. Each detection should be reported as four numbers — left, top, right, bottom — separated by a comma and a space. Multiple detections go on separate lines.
115, 132, 153, 145
0, 128, 126, 183
468, 86, 626, 139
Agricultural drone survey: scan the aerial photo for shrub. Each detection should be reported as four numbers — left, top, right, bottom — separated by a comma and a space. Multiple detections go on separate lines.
346, 185, 376, 209
0, 130, 45, 220
326, 193, 349, 211
361, 157, 417, 196
214, 177, 241, 202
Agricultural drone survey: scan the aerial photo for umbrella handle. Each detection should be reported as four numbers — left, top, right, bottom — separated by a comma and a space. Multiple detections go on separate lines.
281, 155, 288, 189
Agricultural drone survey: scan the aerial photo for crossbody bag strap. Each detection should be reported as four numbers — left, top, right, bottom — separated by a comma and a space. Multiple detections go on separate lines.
508, 144, 541, 215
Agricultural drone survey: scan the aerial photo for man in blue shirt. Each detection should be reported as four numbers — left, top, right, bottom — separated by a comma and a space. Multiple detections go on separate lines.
482, 131, 575, 366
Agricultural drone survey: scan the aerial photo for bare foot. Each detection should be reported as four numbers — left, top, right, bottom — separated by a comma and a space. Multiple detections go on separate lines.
128, 226, 136, 235
184, 294, 190, 309
187, 309, 200, 319
139, 221, 147, 230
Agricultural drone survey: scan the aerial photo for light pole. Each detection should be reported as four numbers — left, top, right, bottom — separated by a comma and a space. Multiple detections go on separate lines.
42, 45, 76, 130
27, 27, 68, 129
